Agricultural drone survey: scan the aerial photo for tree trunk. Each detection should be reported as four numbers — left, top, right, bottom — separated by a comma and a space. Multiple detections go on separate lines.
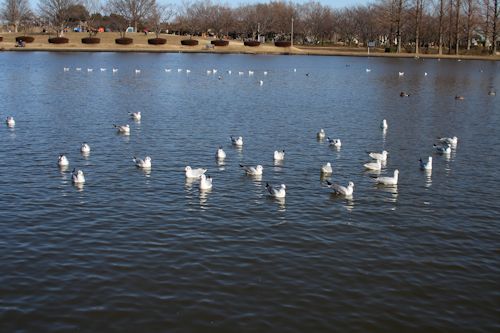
494, 0, 499, 54
448, 0, 454, 53
438, 0, 444, 54
397, 0, 404, 53
455, 0, 461, 54
484, 0, 490, 48
415, 0, 423, 55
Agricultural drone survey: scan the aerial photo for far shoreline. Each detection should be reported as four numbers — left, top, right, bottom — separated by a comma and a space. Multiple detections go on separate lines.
2, 32, 499, 61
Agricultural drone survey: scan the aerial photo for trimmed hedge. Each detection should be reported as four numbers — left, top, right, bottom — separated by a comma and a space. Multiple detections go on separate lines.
148, 38, 167, 45
244, 40, 260, 47
275, 41, 291, 47
181, 39, 198, 46
48, 37, 69, 44
115, 37, 133, 45
16, 36, 34, 43
211, 40, 229, 46
82, 37, 100, 44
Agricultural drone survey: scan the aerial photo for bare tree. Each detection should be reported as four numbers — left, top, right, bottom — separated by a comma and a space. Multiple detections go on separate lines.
396, 0, 406, 52
493, 0, 498, 53
414, 0, 424, 53
1, 0, 32, 32
107, 0, 155, 32
148, 2, 174, 38
437, 0, 446, 54
84, 0, 101, 36
38, 0, 77, 36
463, 0, 477, 50
300, 1, 333, 45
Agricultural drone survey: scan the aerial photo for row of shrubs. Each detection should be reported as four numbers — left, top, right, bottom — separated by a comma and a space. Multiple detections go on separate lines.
3, 36, 293, 47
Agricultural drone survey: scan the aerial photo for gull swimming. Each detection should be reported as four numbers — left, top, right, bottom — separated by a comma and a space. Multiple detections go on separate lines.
230, 136, 243, 146
264, 71, 268, 75
185, 166, 207, 178
366, 68, 371, 72
199, 174, 213, 190
164, 68, 171, 72
87, 68, 93, 72
381, 119, 388, 130
238, 71, 244, 75
129, 111, 141, 121
58, 154, 69, 167
63, 67, 70, 71
326, 180, 354, 196
80, 143, 91, 154
317, 128, 326, 139
248, 70, 254, 75
419, 156, 432, 170
240, 164, 263, 176
114, 124, 130, 135
112, 68, 118, 73
76, 68, 82, 71
274, 150, 285, 161
227, 70, 232, 75
327, 137, 342, 148
259, 80, 264, 86
266, 182, 286, 198
433, 143, 451, 154
6, 116, 15, 127
398, 72, 404, 76
376, 169, 399, 185
321, 162, 333, 175
133, 156, 152, 168
100, 68, 106, 72
437, 136, 458, 146
364, 159, 382, 171
216, 146, 226, 160
368, 150, 388, 161
178, 68, 182, 72
72, 169, 85, 184
135, 69, 141, 74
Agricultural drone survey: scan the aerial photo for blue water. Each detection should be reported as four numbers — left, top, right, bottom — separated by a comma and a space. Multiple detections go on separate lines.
0, 52, 499, 332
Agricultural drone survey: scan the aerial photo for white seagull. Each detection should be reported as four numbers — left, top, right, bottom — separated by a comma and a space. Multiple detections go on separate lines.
199, 174, 213, 190
80, 143, 91, 154
376, 169, 399, 185
58, 154, 69, 167
6, 116, 15, 127
398, 71, 404, 76
87, 68, 93, 72
259, 80, 264, 86
240, 164, 263, 176
114, 124, 130, 135
72, 169, 86, 184
366, 68, 372, 72
364, 159, 382, 171
216, 146, 226, 160
419, 156, 432, 170
263, 71, 268, 75
326, 180, 354, 196
368, 150, 388, 161
317, 128, 326, 139
230, 136, 243, 146
129, 111, 141, 121
135, 69, 141, 74
321, 162, 333, 175
76, 68, 82, 71
381, 119, 388, 130
100, 68, 106, 72
112, 68, 118, 73
165, 68, 171, 72
63, 67, 70, 71
327, 137, 342, 148
433, 143, 451, 154
437, 136, 458, 146
185, 166, 207, 178
266, 182, 286, 198
133, 156, 152, 168
274, 150, 285, 161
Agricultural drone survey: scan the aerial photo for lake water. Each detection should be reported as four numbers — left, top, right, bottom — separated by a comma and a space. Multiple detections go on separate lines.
0, 52, 499, 332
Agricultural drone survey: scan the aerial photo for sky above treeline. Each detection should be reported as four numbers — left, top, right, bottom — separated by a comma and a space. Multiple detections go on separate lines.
159, 0, 368, 10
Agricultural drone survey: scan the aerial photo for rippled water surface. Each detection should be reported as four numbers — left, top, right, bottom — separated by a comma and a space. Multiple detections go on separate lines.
0, 52, 499, 332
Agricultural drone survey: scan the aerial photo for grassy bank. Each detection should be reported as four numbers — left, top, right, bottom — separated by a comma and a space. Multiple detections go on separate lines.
1, 32, 499, 61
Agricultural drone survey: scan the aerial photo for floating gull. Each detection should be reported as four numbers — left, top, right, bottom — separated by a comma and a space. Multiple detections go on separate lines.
437, 136, 458, 146
199, 174, 213, 190
488, 90, 496, 96
129, 111, 141, 121
240, 164, 263, 176
165, 68, 171, 72
248, 70, 254, 75
133, 156, 152, 168
317, 128, 326, 140
266, 182, 286, 198
230, 136, 243, 146
264, 71, 268, 75
112, 68, 118, 73
455, 95, 465, 100
76, 68, 82, 71
63, 67, 70, 72
400, 91, 410, 97
178, 68, 182, 72
72, 169, 85, 184
87, 68, 93, 72
366, 68, 371, 72
58, 154, 69, 167
364, 159, 382, 171
321, 162, 333, 175
207, 70, 212, 75
80, 143, 90, 154
368, 150, 388, 161
274, 150, 285, 161
100, 68, 106, 72
433, 143, 451, 154
6, 116, 15, 127
419, 156, 432, 170
326, 180, 354, 196
376, 169, 399, 185
238, 71, 244, 75
327, 137, 341, 148
185, 166, 207, 178
135, 69, 141, 74
259, 80, 264, 86
114, 124, 130, 135
227, 70, 232, 75
398, 72, 404, 76
186, 69, 191, 73
216, 146, 226, 160
381, 119, 388, 130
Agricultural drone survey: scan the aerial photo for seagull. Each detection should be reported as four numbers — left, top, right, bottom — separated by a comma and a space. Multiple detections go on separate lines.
87, 68, 93, 72
326, 180, 354, 196
63, 67, 70, 71
364, 159, 382, 170
199, 174, 213, 190
488, 90, 496, 96
227, 70, 232, 75
112, 68, 118, 73
327, 137, 342, 148
240, 164, 263, 176
71, 169, 85, 184
424, 72, 428, 76
114, 124, 130, 135
266, 182, 286, 198
230, 136, 243, 146
259, 80, 264, 86
366, 68, 371, 72
400, 91, 410, 97
248, 70, 254, 75
76, 68, 82, 71
100, 68, 106, 72
263, 71, 268, 75
381, 119, 388, 130
213, 69, 217, 74
419, 156, 432, 170
274, 150, 285, 161
135, 69, 141, 74
437, 136, 458, 146
367, 150, 388, 161
293, 68, 297, 72
133, 156, 152, 168
164, 68, 171, 72
376, 169, 399, 185
455, 95, 465, 100
398, 72, 404, 76
238, 71, 244, 75
186, 69, 191, 74
178, 68, 182, 72
129, 111, 141, 121
207, 70, 212, 75
6, 116, 15, 127
58, 154, 69, 167
215, 146, 226, 160
434, 143, 451, 154
185, 166, 207, 178
317, 128, 326, 140
321, 162, 333, 175
80, 143, 90, 154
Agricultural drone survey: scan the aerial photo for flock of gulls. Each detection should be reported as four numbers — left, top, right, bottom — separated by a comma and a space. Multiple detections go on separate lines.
4, 63, 495, 203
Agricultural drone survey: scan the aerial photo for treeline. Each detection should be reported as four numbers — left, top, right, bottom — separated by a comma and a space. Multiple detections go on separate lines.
1, 0, 498, 54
